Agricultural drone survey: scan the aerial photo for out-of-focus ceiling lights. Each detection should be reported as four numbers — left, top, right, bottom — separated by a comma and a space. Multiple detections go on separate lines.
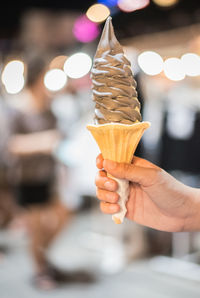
44, 69, 67, 91
152, 0, 179, 7
118, 0, 150, 12
181, 53, 200, 77
164, 58, 185, 81
138, 51, 163, 75
98, 0, 118, 7
63, 52, 92, 79
1, 60, 25, 94
86, 4, 110, 23
2, 60, 24, 85
138, 49, 200, 81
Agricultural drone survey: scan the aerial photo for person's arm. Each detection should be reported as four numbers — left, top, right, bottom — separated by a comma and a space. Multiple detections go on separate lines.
8, 130, 60, 156
95, 154, 200, 232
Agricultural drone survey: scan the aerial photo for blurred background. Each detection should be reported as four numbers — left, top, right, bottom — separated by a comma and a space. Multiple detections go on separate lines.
0, 0, 200, 297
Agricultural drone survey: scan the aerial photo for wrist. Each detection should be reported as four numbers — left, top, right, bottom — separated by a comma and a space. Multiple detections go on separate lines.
183, 187, 200, 231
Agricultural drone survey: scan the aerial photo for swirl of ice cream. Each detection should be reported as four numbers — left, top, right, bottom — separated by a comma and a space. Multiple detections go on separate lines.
91, 17, 141, 125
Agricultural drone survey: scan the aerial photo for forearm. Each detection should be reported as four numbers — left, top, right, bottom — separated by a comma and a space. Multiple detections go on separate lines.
183, 186, 200, 231
165, 174, 200, 232
145, 169, 200, 232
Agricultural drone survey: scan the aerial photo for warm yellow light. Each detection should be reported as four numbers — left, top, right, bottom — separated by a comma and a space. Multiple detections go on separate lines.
118, 0, 150, 12
164, 58, 185, 81
152, 0, 179, 7
138, 51, 163, 75
49, 55, 68, 70
86, 4, 110, 23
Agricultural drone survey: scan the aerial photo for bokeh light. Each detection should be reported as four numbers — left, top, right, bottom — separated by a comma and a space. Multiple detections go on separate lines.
63, 53, 92, 79
118, 0, 150, 12
152, 0, 179, 7
1, 60, 25, 94
98, 0, 118, 7
164, 58, 185, 81
44, 69, 67, 91
181, 53, 200, 77
4, 77, 25, 94
73, 15, 100, 43
138, 51, 163, 75
2, 60, 24, 85
49, 55, 68, 70
86, 4, 110, 23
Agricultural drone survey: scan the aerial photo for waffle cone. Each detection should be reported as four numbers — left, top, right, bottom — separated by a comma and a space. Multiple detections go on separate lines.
87, 122, 150, 163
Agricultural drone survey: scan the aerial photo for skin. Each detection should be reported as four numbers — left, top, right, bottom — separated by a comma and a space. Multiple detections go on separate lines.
95, 154, 200, 232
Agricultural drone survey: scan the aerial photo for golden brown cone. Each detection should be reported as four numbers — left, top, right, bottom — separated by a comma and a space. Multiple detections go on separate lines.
87, 121, 150, 225
87, 122, 150, 164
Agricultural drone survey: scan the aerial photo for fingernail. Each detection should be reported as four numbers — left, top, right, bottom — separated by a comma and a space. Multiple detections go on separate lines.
105, 181, 115, 191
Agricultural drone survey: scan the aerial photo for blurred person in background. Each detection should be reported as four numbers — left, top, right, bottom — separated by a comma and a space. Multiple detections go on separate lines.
0, 96, 17, 257
7, 54, 69, 290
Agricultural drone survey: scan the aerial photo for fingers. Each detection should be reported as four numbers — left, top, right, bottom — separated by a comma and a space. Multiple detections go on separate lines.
96, 188, 119, 203
132, 156, 159, 169
96, 154, 104, 169
100, 202, 120, 214
95, 168, 120, 214
95, 170, 118, 191
97, 154, 158, 171
103, 159, 160, 187
96, 154, 161, 187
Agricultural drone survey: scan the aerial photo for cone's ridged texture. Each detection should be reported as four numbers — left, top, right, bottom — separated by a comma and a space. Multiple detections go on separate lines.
87, 122, 150, 164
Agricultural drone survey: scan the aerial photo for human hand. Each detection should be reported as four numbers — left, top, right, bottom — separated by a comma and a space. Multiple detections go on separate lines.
95, 154, 200, 232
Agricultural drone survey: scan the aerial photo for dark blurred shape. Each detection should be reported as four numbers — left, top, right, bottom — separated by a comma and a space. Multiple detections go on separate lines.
25, 53, 48, 87
31, 264, 96, 290
0, 0, 199, 43
20, 10, 79, 51
160, 110, 200, 173
0, 102, 17, 230
147, 229, 172, 256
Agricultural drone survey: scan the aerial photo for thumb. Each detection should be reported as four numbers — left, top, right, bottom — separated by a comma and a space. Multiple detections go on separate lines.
103, 159, 159, 187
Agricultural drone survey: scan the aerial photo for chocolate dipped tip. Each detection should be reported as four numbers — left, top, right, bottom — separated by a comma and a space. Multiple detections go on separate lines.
95, 17, 123, 58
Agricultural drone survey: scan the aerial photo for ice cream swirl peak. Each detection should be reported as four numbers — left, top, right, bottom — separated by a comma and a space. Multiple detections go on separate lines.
91, 17, 142, 125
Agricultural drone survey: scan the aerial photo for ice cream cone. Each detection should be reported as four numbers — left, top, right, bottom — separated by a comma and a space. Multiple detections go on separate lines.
87, 121, 150, 224
87, 122, 150, 163
87, 17, 150, 224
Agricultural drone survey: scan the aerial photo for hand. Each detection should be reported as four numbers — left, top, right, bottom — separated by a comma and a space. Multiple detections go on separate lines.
95, 154, 200, 232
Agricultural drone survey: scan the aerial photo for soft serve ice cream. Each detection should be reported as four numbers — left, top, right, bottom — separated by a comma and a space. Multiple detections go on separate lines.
87, 17, 150, 224
91, 16, 141, 125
